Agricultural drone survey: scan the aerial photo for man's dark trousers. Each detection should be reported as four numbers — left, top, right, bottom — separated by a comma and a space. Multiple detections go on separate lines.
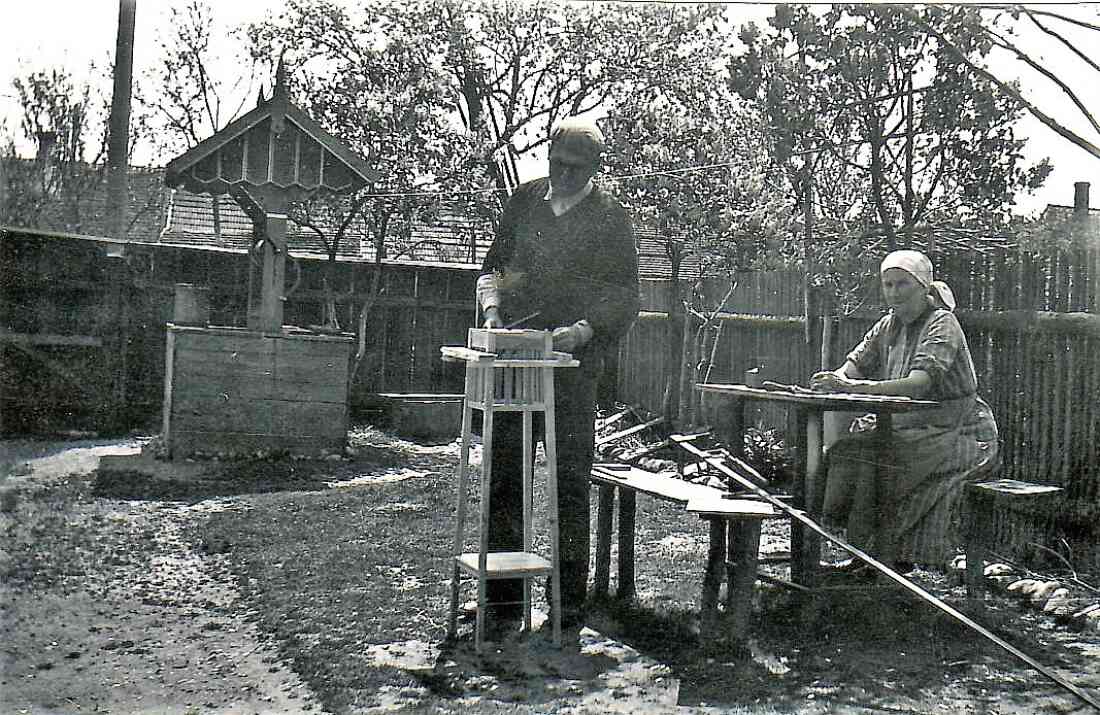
486, 355, 601, 625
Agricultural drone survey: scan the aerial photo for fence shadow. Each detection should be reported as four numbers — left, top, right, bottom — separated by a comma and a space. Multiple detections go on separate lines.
90, 440, 417, 502
91, 463, 334, 501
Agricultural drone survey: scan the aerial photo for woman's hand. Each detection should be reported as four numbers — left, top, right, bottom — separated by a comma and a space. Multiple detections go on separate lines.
810, 370, 849, 393
811, 370, 873, 393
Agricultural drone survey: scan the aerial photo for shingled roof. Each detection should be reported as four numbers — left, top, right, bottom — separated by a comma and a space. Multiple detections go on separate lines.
0, 158, 167, 240
1, 158, 494, 266
159, 189, 493, 266
634, 227, 706, 281
4, 156, 699, 274
1039, 203, 1100, 246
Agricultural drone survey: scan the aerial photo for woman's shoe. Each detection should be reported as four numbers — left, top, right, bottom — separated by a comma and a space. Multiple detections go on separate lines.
892, 561, 916, 575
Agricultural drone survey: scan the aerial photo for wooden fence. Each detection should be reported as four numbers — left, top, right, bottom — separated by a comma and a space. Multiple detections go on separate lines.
5, 229, 1099, 513
0, 229, 477, 432
618, 247, 1100, 569
621, 249, 1100, 502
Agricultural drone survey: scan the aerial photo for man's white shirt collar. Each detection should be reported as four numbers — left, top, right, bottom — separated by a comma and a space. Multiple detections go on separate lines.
543, 179, 594, 217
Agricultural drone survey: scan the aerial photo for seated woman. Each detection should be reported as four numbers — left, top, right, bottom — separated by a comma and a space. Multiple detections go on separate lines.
810, 250, 999, 572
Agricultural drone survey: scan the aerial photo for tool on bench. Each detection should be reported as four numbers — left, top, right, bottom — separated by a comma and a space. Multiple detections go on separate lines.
504, 311, 541, 329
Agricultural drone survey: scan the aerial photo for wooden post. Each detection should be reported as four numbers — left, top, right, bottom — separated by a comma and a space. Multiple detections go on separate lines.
725, 518, 763, 638
105, 0, 136, 247
103, 0, 137, 430
617, 489, 636, 601
790, 409, 809, 586
260, 198, 288, 332
593, 484, 615, 599
700, 517, 727, 633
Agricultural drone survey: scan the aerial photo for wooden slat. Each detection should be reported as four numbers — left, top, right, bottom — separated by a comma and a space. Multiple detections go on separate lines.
169, 430, 339, 456
595, 416, 665, 446
686, 496, 777, 518
0, 331, 102, 347
172, 396, 346, 436
590, 465, 729, 505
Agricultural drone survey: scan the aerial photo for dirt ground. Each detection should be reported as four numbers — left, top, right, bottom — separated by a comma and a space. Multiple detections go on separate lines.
0, 438, 322, 714
2, 434, 1099, 715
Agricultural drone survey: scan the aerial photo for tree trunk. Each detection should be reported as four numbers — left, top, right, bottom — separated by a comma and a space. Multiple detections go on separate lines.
665, 244, 684, 422
677, 306, 696, 428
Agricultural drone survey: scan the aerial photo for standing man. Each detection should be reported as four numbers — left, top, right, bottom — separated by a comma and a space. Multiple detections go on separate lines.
477, 116, 640, 638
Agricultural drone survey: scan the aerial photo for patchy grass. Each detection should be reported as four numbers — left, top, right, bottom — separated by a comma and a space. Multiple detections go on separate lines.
7, 425, 1088, 713
186, 426, 1100, 715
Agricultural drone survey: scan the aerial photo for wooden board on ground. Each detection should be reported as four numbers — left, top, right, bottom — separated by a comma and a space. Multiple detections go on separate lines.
595, 416, 665, 446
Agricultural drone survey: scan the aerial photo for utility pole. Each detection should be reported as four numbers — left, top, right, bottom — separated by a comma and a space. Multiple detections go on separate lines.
104, 0, 137, 433
106, 0, 136, 248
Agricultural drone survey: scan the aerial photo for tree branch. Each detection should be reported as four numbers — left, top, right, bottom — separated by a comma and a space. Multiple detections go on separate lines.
903, 7, 1100, 161
1023, 10, 1100, 77
981, 23, 1100, 137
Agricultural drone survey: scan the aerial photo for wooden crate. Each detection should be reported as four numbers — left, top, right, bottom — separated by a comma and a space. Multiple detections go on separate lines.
163, 325, 353, 457
379, 393, 463, 442
467, 328, 551, 358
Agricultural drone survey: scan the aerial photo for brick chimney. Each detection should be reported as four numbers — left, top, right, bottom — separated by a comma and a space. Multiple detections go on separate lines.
35, 130, 57, 164
1075, 181, 1091, 217
35, 130, 58, 194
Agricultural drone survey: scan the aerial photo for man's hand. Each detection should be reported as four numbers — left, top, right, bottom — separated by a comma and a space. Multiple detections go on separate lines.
482, 307, 504, 329
551, 321, 594, 353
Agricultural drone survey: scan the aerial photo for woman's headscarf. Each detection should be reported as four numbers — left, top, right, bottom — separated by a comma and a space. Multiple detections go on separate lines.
880, 249, 956, 313
880, 249, 932, 287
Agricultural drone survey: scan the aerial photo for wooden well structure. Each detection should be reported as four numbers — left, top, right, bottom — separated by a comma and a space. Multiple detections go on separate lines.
161, 65, 379, 457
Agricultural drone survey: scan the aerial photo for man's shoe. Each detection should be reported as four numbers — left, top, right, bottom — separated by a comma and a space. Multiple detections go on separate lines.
482, 615, 522, 643
548, 606, 585, 630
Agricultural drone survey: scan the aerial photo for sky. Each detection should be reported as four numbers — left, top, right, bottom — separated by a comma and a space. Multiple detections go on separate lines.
1, 0, 1099, 215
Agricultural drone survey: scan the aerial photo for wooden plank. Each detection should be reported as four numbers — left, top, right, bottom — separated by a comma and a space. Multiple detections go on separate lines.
726, 519, 763, 637
618, 489, 636, 601
173, 330, 277, 355
172, 397, 346, 438
163, 329, 175, 446
174, 371, 345, 404
590, 465, 728, 505
274, 335, 354, 357
378, 393, 464, 401
958, 309, 1100, 338
595, 408, 631, 432
616, 438, 671, 462
0, 331, 102, 347
272, 400, 347, 438
595, 416, 665, 446
686, 497, 777, 518
173, 347, 272, 370
593, 484, 615, 599
172, 397, 273, 433
700, 517, 726, 624
173, 371, 276, 401
274, 360, 349, 386
169, 430, 341, 456
972, 480, 1063, 497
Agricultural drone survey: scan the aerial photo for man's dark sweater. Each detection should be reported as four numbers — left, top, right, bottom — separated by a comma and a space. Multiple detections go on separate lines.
481, 178, 639, 357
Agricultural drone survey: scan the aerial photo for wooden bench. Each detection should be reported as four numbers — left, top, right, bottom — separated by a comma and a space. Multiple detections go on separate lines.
590, 464, 780, 641
687, 495, 778, 639
963, 478, 1064, 596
